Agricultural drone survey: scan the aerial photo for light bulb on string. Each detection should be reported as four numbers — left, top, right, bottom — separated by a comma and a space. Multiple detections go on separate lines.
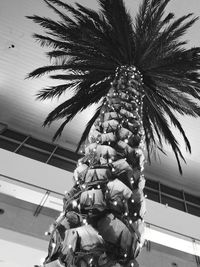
82, 184, 86, 189
113, 201, 117, 206
72, 200, 78, 208
40, 258, 46, 266
83, 218, 88, 225
51, 242, 56, 249
89, 258, 93, 266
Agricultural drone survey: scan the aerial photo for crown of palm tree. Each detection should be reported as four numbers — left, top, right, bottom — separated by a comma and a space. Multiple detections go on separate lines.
27, 0, 200, 173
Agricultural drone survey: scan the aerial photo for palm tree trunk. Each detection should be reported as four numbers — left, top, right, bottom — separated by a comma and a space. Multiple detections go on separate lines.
45, 66, 146, 266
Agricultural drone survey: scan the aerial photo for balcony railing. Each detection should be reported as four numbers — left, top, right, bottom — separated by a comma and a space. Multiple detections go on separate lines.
0, 127, 200, 217
0, 173, 200, 261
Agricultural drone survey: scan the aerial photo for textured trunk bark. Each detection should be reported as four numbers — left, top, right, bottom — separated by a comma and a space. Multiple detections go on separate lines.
44, 66, 146, 267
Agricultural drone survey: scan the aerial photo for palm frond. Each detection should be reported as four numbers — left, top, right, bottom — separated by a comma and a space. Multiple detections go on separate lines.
36, 82, 77, 100
144, 94, 185, 174
98, 0, 135, 64
76, 106, 102, 152
28, 0, 200, 173
43, 79, 110, 125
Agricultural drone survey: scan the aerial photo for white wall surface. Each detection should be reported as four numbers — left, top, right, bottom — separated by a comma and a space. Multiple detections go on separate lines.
0, 148, 74, 194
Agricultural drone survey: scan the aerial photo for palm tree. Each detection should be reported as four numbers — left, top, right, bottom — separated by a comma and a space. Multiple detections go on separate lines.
27, 0, 200, 266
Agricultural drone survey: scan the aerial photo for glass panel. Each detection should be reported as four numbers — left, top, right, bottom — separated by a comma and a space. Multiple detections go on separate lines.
25, 137, 55, 152
55, 147, 80, 161
187, 204, 200, 217
0, 138, 19, 151
161, 184, 183, 199
141, 242, 198, 267
144, 188, 160, 202
145, 179, 159, 190
161, 195, 185, 211
16, 146, 49, 162
185, 193, 200, 206
48, 156, 76, 172
1, 129, 27, 142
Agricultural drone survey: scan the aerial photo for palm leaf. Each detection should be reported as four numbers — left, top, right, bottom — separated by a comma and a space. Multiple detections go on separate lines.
28, 0, 200, 173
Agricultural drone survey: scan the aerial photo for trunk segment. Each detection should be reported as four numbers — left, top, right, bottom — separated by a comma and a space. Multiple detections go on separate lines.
44, 66, 146, 267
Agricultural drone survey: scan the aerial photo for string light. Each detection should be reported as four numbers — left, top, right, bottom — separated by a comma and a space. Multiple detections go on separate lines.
40, 258, 46, 266
83, 219, 87, 224
72, 200, 78, 208
129, 220, 133, 224
139, 242, 143, 248
52, 243, 56, 249
89, 258, 93, 266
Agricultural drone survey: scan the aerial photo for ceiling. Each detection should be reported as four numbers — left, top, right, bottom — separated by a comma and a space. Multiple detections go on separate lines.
1, 0, 200, 193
